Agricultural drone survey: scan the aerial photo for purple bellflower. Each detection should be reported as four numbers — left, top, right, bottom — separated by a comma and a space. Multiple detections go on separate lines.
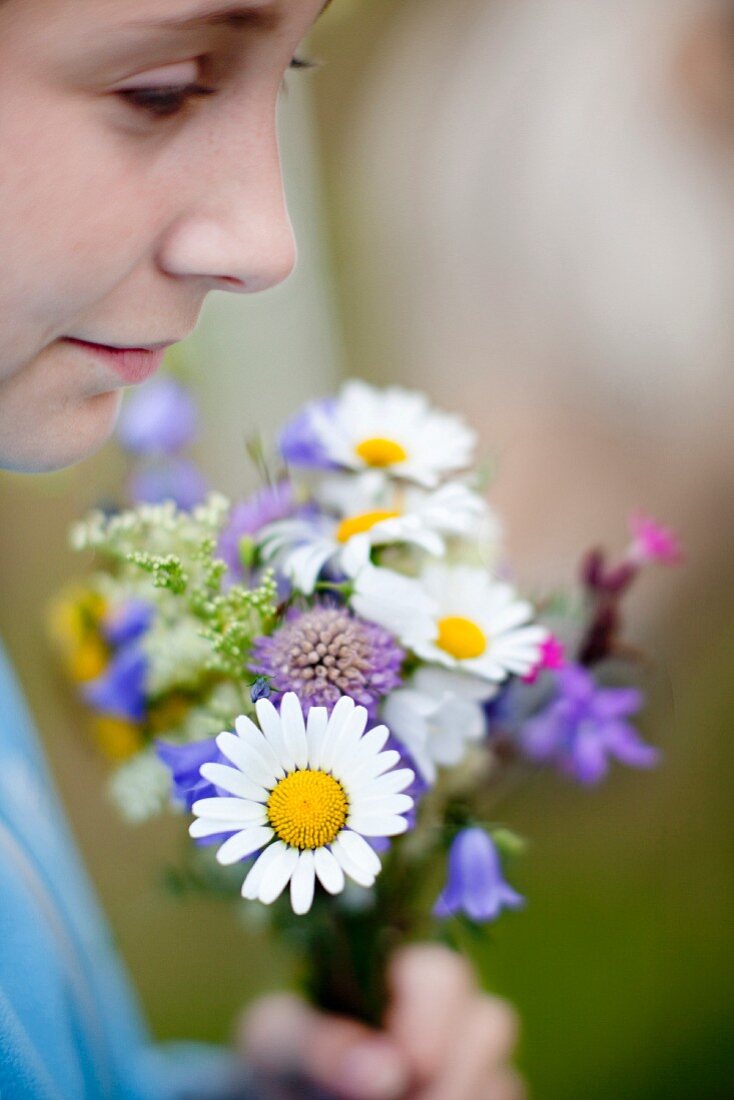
84, 644, 147, 724
434, 827, 524, 923
278, 397, 338, 470
218, 480, 296, 581
117, 376, 198, 456
520, 663, 659, 785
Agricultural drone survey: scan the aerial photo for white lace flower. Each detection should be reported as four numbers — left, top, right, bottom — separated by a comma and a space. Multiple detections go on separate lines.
108, 750, 171, 824
304, 380, 476, 488
411, 564, 547, 682
190, 693, 414, 915
259, 478, 489, 594
383, 667, 495, 784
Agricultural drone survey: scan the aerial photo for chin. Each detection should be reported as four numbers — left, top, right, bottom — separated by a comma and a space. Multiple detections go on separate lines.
1, 390, 122, 473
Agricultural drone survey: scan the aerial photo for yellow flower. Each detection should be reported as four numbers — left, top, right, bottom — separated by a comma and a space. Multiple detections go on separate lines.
92, 717, 144, 762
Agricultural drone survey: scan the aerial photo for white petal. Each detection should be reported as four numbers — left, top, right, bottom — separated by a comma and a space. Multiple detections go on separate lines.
189, 818, 242, 839
306, 706, 328, 767
192, 797, 264, 821
290, 850, 316, 915
216, 826, 273, 865
351, 793, 414, 815
330, 834, 376, 888
347, 812, 409, 837
358, 768, 415, 798
336, 830, 382, 876
199, 762, 268, 803
280, 693, 308, 770
314, 847, 345, 895
234, 716, 285, 780
322, 705, 369, 774
242, 841, 284, 899
235, 713, 264, 741
254, 698, 292, 772
349, 723, 390, 761
216, 732, 279, 790
285, 541, 334, 595
343, 749, 401, 787
313, 695, 355, 770
259, 845, 300, 905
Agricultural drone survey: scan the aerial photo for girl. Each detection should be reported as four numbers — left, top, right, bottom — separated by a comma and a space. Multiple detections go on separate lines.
0, 2, 521, 1098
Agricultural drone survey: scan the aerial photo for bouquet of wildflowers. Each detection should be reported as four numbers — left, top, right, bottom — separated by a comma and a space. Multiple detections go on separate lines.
51, 376, 680, 1024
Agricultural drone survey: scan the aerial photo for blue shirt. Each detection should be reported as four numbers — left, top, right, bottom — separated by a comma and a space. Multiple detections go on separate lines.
0, 642, 243, 1099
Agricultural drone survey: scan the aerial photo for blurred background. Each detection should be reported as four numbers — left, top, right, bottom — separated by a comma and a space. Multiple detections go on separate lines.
2, 0, 734, 1096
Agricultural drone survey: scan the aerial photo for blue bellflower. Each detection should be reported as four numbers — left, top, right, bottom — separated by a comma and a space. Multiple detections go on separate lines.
103, 600, 154, 648
84, 644, 147, 724
155, 737, 224, 810
434, 828, 524, 923
520, 664, 659, 785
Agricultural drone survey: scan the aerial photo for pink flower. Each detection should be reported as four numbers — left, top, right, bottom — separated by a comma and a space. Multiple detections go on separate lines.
522, 635, 566, 685
628, 513, 683, 567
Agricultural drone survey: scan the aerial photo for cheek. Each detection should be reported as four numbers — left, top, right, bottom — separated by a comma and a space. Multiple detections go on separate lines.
0, 87, 157, 360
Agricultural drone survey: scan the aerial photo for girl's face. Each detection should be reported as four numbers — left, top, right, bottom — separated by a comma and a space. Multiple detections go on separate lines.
0, 0, 326, 472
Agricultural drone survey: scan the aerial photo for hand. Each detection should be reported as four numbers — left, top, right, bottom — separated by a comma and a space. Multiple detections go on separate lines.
238, 943, 523, 1100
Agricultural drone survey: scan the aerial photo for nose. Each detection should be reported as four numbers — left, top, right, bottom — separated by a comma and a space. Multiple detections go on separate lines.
157, 127, 298, 294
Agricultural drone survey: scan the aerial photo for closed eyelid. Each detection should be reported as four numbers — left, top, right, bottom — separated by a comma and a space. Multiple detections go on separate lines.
113, 61, 201, 90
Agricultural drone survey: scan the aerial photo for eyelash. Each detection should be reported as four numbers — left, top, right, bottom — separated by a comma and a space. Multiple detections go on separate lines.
118, 56, 316, 120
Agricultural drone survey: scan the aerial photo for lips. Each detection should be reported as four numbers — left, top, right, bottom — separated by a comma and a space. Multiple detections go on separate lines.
62, 337, 173, 385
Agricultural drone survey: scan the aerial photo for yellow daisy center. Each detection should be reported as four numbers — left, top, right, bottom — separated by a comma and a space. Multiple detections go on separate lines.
436, 616, 487, 660
354, 437, 408, 468
336, 509, 401, 543
267, 769, 349, 850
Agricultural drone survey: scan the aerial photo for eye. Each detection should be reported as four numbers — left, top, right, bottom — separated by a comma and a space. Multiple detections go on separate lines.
117, 83, 216, 120
119, 56, 318, 120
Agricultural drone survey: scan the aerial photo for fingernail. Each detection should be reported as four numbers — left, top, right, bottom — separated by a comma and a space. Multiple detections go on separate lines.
339, 1038, 409, 1100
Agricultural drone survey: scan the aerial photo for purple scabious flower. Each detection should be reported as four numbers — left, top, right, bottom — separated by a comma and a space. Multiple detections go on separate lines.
434, 828, 524, 923
84, 644, 147, 723
279, 397, 339, 470
129, 457, 207, 510
250, 605, 404, 717
520, 663, 659, 785
155, 736, 224, 809
103, 600, 154, 647
218, 481, 296, 581
117, 377, 198, 456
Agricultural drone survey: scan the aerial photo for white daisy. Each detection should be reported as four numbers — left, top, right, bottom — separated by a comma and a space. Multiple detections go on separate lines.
189, 693, 414, 915
383, 667, 495, 784
259, 478, 489, 594
412, 563, 547, 682
303, 379, 476, 488
350, 563, 438, 651
353, 562, 546, 684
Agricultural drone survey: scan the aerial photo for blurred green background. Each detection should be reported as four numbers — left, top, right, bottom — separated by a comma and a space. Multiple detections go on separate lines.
2, 1, 734, 1096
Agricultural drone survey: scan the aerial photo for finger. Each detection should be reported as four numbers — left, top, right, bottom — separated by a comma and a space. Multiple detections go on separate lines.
385, 944, 477, 1082
417, 994, 521, 1100
239, 993, 411, 1100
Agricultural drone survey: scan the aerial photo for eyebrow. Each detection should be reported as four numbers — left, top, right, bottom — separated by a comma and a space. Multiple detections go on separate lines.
131, 1, 332, 32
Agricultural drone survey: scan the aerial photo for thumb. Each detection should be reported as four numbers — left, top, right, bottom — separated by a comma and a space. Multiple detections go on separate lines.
238, 993, 411, 1100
